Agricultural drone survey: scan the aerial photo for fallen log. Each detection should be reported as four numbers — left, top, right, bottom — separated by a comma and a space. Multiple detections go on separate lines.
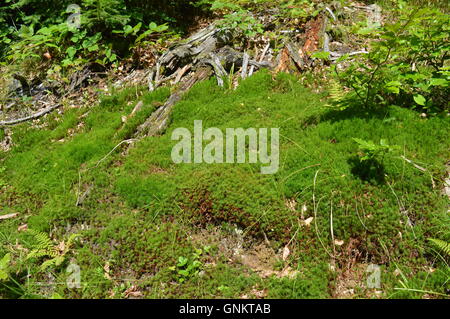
0, 102, 61, 127
135, 24, 274, 138
135, 66, 213, 137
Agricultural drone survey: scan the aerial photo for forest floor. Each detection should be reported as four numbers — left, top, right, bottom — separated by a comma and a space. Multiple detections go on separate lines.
0, 70, 449, 298
0, 0, 449, 299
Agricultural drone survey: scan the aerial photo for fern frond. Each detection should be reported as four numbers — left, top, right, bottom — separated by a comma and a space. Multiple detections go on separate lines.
428, 238, 450, 257
326, 80, 348, 110
27, 249, 58, 260
26, 229, 57, 260
66, 234, 81, 250
25, 230, 81, 271
27, 229, 54, 251
40, 256, 65, 271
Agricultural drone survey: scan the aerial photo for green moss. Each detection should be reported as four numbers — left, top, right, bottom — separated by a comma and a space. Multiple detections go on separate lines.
1, 71, 449, 298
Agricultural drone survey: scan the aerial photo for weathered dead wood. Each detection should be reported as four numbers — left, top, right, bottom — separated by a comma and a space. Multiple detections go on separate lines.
0, 102, 61, 127
157, 24, 232, 74
323, 33, 330, 53
145, 22, 273, 93
148, 70, 155, 91
325, 7, 337, 21
135, 66, 213, 137
146, 24, 232, 92
275, 47, 292, 73
249, 42, 270, 76
174, 64, 192, 84
203, 53, 227, 86
241, 52, 249, 79
0, 213, 18, 220
285, 41, 306, 71
301, 15, 327, 56
329, 50, 369, 61
68, 67, 92, 93
214, 46, 272, 71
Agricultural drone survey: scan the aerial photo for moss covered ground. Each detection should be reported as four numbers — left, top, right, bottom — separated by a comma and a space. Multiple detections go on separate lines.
0, 71, 449, 298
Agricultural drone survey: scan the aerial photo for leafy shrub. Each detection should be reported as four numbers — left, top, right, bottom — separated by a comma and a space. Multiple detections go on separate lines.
353, 138, 399, 162
332, 2, 449, 113
207, 1, 263, 39
0, 0, 198, 71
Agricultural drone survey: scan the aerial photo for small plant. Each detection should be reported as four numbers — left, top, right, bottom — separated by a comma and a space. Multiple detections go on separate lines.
224, 63, 236, 91
333, 3, 449, 113
353, 138, 398, 162
0, 253, 11, 281
351, 138, 399, 182
280, 0, 319, 21
205, 1, 263, 40
220, 10, 263, 38
428, 238, 450, 257
26, 230, 80, 271
326, 79, 348, 110
169, 246, 210, 283
113, 21, 169, 46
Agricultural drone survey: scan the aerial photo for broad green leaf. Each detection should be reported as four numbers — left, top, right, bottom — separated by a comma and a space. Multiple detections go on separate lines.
0, 253, 10, 269
0, 253, 10, 280
430, 78, 447, 87
123, 25, 132, 35
66, 46, 77, 59
87, 44, 99, 52
177, 257, 188, 267
413, 94, 426, 106
385, 81, 401, 94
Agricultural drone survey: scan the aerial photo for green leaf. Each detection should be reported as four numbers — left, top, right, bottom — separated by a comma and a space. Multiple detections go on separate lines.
38, 27, 52, 36
123, 25, 133, 35
177, 257, 188, 267
311, 51, 330, 60
385, 80, 401, 94
155, 24, 169, 32
131, 23, 142, 35
0, 253, 11, 280
178, 269, 189, 277
0, 253, 10, 270
429, 78, 447, 87
0, 270, 8, 281
54, 256, 65, 266
66, 46, 77, 59
413, 94, 426, 106
87, 44, 99, 52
